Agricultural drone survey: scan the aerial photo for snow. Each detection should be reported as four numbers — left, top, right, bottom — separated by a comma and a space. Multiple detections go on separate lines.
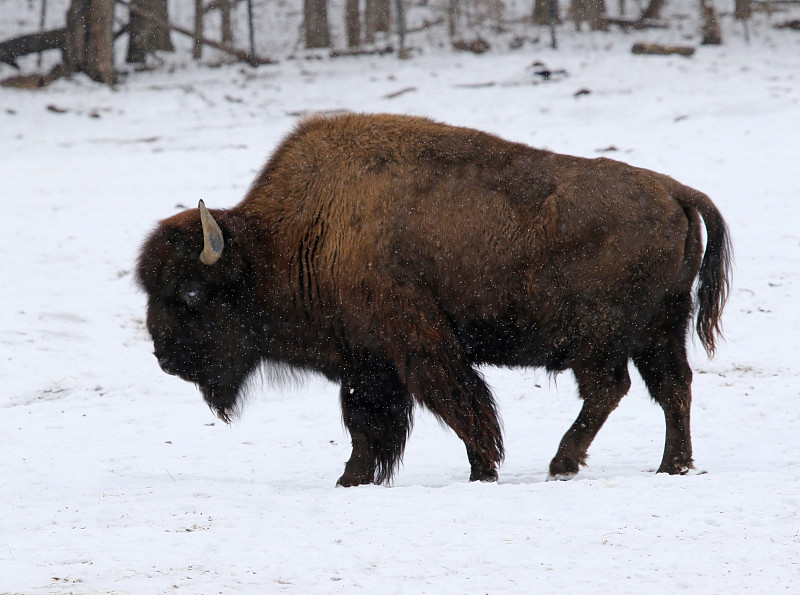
2, 20, 800, 594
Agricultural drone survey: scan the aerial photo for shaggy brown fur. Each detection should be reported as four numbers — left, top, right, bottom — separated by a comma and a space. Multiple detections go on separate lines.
137, 113, 731, 485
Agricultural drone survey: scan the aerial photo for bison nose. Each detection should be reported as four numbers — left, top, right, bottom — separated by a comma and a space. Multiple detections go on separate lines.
154, 350, 178, 376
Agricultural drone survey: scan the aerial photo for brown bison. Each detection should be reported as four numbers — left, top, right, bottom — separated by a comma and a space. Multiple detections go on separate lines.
136, 113, 731, 486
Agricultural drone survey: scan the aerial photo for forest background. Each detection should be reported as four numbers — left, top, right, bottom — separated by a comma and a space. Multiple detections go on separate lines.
1, 0, 793, 84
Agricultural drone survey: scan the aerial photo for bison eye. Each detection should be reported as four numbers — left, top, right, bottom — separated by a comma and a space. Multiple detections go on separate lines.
179, 282, 206, 308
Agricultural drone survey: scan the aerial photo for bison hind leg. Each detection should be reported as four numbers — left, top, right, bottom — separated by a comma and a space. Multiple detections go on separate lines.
337, 360, 414, 487
632, 292, 695, 475
549, 358, 631, 480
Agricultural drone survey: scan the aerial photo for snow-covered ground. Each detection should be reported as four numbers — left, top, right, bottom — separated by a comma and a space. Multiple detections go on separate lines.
2, 21, 800, 594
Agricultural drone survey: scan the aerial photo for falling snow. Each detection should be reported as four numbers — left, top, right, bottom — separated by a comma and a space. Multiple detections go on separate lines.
2, 26, 800, 594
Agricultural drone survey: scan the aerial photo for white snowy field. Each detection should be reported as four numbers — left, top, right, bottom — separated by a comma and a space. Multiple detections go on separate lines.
2, 23, 800, 594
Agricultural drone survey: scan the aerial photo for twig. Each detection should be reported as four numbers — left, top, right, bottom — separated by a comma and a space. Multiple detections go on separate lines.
383, 86, 416, 99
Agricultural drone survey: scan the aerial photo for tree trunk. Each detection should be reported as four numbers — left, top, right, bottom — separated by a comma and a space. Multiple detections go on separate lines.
640, 0, 666, 20
193, 0, 203, 58
365, 0, 390, 43
304, 0, 331, 48
38, 0, 48, 68
700, 0, 722, 44
395, 0, 407, 58
448, 0, 460, 39
126, 0, 173, 63
65, 0, 115, 84
591, 0, 608, 30
217, 0, 234, 45
346, 0, 360, 48
735, 0, 751, 20
533, 0, 560, 25
570, 0, 607, 30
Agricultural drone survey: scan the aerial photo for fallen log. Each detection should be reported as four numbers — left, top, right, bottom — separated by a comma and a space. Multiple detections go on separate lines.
329, 45, 393, 58
631, 42, 695, 57
452, 37, 491, 54
1, 63, 68, 89
605, 17, 669, 30
775, 20, 800, 30
0, 28, 66, 69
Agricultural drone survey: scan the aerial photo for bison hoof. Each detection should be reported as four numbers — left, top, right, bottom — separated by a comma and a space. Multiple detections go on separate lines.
656, 462, 694, 475
547, 471, 578, 482
548, 456, 581, 477
336, 474, 374, 488
469, 468, 498, 483
657, 453, 694, 475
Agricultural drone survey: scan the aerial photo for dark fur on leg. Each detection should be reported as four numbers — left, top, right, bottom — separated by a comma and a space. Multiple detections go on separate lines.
375, 285, 504, 481
337, 360, 414, 486
633, 292, 696, 474
401, 349, 504, 482
549, 360, 631, 479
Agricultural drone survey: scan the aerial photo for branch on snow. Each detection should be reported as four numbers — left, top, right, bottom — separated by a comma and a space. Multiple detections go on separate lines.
0, 28, 66, 69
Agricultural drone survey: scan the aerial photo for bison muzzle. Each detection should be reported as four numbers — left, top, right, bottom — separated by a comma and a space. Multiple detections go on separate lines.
136, 113, 731, 486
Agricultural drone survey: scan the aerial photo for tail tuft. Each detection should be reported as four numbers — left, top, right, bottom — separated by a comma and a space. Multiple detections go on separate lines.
696, 215, 732, 356
675, 187, 732, 357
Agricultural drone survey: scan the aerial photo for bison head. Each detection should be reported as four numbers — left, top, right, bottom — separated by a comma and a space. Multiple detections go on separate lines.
136, 201, 261, 423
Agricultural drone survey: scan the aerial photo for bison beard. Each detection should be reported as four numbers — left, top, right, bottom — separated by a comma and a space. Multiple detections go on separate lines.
136, 113, 731, 486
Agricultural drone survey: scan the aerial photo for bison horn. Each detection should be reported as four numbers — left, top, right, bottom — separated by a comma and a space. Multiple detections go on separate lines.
198, 199, 224, 265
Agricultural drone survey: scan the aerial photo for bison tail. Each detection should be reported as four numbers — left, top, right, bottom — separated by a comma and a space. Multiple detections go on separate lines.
676, 186, 733, 357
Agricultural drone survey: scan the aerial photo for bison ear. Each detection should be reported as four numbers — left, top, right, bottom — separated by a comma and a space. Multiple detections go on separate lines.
199, 199, 224, 266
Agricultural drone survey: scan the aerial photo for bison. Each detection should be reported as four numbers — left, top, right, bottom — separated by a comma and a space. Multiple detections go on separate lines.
136, 113, 731, 486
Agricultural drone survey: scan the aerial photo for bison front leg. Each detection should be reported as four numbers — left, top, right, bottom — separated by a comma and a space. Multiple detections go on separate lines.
376, 288, 503, 482
337, 361, 414, 487
549, 362, 631, 480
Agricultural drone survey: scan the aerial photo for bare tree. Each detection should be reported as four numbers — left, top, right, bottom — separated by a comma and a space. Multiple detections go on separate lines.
126, 0, 269, 64
65, 0, 115, 84
735, 0, 751, 20
448, 0, 460, 39
219, 0, 235, 45
126, 0, 173, 63
0, 0, 269, 85
305, 0, 331, 48
640, 0, 666, 20
346, 0, 361, 47
365, 0, 391, 43
570, 0, 607, 30
700, 0, 722, 44
735, 0, 751, 40
192, 0, 238, 60
533, 0, 560, 25
194, 0, 204, 58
